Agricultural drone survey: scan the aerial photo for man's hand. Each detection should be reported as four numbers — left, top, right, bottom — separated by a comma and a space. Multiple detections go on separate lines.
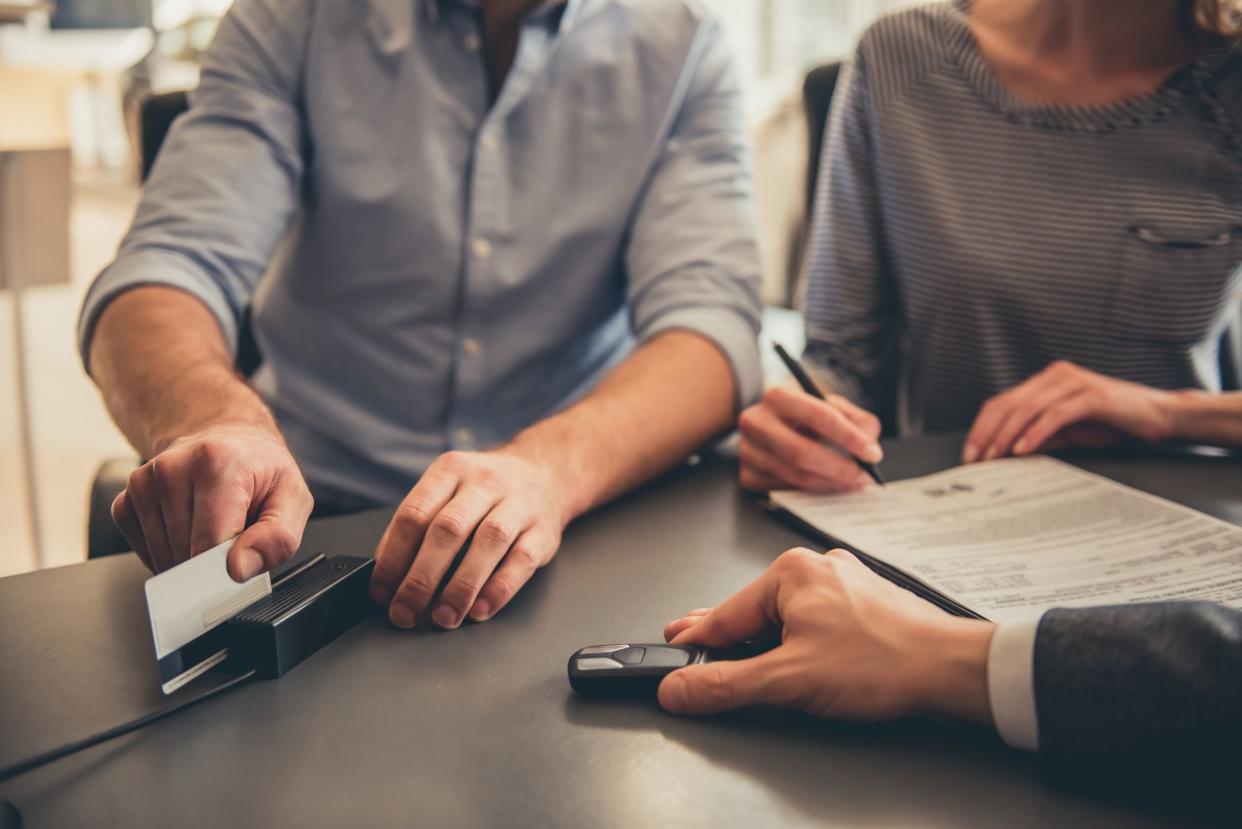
657, 548, 995, 723
89, 286, 312, 582
370, 448, 571, 630
738, 385, 883, 493
111, 426, 314, 582
963, 361, 1177, 463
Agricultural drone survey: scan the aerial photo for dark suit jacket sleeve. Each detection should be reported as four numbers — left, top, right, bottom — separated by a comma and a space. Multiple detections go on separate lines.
1034, 602, 1242, 805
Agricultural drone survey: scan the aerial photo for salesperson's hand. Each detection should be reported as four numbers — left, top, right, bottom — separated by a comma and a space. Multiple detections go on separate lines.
657, 548, 996, 722
111, 425, 314, 583
370, 448, 571, 630
737, 385, 884, 493
963, 361, 1177, 463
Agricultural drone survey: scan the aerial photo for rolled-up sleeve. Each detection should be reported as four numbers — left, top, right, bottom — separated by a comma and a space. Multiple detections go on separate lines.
77, 0, 311, 370
623, 17, 763, 409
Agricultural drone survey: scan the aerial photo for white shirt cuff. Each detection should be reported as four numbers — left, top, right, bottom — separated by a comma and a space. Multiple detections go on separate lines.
987, 614, 1044, 751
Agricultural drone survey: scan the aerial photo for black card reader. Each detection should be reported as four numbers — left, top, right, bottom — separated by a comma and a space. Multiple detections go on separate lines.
225, 554, 374, 679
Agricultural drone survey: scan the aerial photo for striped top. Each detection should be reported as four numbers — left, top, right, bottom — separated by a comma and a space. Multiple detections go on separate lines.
803, 0, 1242, 436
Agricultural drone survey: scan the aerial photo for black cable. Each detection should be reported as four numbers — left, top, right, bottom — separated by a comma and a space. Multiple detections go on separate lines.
0, 669, 257, 783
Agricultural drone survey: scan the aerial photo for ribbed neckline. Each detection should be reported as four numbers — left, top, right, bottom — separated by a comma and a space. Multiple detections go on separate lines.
943, 0, 1234, 133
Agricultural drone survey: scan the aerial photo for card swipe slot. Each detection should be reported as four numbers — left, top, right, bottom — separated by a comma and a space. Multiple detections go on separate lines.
160, 648, 230, 695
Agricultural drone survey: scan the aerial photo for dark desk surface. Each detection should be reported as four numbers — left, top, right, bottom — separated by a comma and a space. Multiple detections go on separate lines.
3, 435, 1239, 828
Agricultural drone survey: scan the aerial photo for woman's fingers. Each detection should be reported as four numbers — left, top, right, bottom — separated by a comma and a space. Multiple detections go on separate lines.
827, 393, 882, 440
983, 377, 1084, 460
763, 386, 883, 464
739, 434, 867, 494
1012, 392, 1097, 455
966, 362, 1087, 462
740, 404, 873, 492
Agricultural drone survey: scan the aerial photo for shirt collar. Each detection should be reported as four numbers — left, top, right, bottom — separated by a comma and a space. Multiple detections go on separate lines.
369, 0, 582, 60
421, 0, 578, 32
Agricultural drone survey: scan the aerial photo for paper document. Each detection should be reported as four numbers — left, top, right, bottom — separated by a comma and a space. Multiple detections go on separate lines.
770, 457, 1242, 623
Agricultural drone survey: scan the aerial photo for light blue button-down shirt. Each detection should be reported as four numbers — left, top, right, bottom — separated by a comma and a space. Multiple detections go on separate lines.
79, 0, 762, 507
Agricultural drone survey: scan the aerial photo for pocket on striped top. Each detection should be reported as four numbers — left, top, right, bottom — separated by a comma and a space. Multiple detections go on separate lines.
1112, 223, 1242, 344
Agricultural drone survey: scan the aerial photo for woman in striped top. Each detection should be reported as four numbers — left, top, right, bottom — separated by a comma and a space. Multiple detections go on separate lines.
740, 0, 1242, 493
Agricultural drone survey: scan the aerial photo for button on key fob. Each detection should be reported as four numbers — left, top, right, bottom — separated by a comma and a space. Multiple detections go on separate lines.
567, 642, 770, 699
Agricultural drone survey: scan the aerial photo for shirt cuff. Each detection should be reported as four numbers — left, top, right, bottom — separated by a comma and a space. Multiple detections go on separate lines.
77, 250, 243, 373
987, 613, 1044, 752
638, 305, 762, 410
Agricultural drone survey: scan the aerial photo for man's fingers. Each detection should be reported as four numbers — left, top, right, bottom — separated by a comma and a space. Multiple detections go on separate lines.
432, 500, 532, 629
468, 527, 555, 622
669, 561, 786, 649
763, 386, 883, 464
150, 457, 193, 565
663, 609, 713, 642
125, 465, 174, 573
229, 475, 313, 582
388, 487, 500, 628
371, 471, 458, 607
658, 652, 784, 716
188, 474, 250, 560
111, 490, 153, 572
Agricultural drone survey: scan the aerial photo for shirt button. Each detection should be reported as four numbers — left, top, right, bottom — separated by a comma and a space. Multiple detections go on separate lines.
472, 238, 492, 259
462, 337, 482, 358
463, 34, 480, 52
480, 132, 498, 152
454, 427, 475, 449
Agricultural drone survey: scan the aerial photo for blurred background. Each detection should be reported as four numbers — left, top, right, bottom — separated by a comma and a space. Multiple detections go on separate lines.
0, 0, 913, 577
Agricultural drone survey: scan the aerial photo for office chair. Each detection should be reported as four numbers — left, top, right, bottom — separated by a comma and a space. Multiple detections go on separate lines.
138, 90, 188, 179
803, 63, 842, 219
778, 62, 843, 310
51, 0, 152, 29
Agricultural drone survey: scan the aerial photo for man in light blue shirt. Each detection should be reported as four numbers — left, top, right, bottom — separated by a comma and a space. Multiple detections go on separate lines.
80, 0, 761, 630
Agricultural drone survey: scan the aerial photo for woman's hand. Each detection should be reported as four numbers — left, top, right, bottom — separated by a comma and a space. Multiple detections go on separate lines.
658, 548, 996, 723
737, 386, 884, 493
964, 361, 1177, 463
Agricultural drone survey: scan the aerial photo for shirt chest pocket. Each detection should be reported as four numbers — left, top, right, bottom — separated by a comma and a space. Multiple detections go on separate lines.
1111, 223, 1242, 344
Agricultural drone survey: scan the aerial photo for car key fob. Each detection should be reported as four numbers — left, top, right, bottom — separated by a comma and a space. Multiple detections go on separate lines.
567, 642, 770, 699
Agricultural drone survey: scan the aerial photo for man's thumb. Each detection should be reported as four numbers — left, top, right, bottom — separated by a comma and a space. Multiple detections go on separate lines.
658, 656, 774, 716
228, 482, 310, 582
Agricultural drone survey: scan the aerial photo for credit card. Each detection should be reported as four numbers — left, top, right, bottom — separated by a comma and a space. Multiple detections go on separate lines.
144, 536, 271, 694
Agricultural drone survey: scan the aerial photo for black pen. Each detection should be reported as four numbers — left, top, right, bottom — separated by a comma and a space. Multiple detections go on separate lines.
772, 343, 885, 486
